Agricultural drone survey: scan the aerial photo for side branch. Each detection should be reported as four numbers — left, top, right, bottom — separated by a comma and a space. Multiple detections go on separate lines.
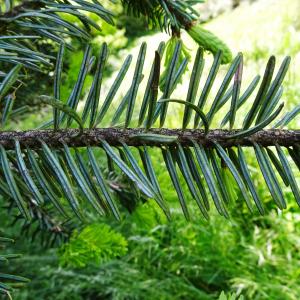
0, 129, 299, 149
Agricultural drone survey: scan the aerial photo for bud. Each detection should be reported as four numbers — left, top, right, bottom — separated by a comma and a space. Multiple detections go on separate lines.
187, 24, 232, 64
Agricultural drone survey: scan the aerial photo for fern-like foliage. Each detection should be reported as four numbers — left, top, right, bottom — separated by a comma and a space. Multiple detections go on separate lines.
59, 223, 128, 268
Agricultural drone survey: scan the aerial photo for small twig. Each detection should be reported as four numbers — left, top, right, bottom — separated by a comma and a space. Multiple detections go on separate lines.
0, 128, 298, 150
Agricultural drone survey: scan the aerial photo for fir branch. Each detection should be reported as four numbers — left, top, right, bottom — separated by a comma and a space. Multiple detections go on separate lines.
0, 41, 299, 222
0, 128, 299, 149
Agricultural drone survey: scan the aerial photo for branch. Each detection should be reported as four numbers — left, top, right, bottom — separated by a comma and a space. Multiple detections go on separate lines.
0, 128, 299, 149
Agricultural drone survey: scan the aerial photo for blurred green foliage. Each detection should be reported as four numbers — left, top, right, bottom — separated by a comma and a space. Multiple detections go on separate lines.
5, 190, 300, 299
59, 223, 128, 268
218, 292, 244, 300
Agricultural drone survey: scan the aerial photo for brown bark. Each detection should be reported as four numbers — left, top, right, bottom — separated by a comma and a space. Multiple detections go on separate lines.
0, 128, 299, 150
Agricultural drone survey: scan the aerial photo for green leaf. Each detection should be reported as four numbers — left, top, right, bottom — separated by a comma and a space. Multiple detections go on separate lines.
125, 42, 147, 128
0, 145, 30, 220
40, 141, 83, 220
89, 43, 109, 128
214, 142, 253, 211
111, 75, 144, 126
266, 147, 289, 186
215, 85, 234, 112
39, 96, 84, 134
138, 146, 166, 206
139, 42, 165, 127
74, 150, 108, 212
229, 54, 243, 129
208, 150, 232, 205
255, 56, 290, 124
187, 25, 232, 64
87, 147, 120, 220
243, 56, 276, 129
205, 53, 243, 125
162, 147, 190, 220
95, 54, 132, 126
131, 133, 178, 144
274, 105, 300, 128
275, 145, 300, 206
1, 94, 15, 127
158, 99, 209, 133
118, 147, 142, 200
253, 143, 286, 209
182, 47, 204, 129
191, 140, 228, 217
0, 64, 21, 103
26, 148, 67, 217
121, 142, 169, 217
67, 45, 93, 126
220, 75, 261, 127
237, 146, 265, 215
145, 51, 161, 130
53, 43, 65, 130
173, 144, 209, 219
160, 41, 182, 127
100, 140, 153, 198
15, 140, 44, 205
226, 103, 284, 139
195, 50, 222, 123
63, 144, 105, 215
257, 87, 283, 122
184, 147, 210, 211
0, 273, 29, 283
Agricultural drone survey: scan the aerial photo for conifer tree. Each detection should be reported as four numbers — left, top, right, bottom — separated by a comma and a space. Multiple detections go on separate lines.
0, 1, 299, 297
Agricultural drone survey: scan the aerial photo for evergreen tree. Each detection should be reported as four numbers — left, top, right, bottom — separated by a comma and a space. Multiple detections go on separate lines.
0, 1, 299, 297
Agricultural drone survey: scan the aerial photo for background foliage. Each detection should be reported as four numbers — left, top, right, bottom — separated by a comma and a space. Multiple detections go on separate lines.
0, 0, 300, 299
